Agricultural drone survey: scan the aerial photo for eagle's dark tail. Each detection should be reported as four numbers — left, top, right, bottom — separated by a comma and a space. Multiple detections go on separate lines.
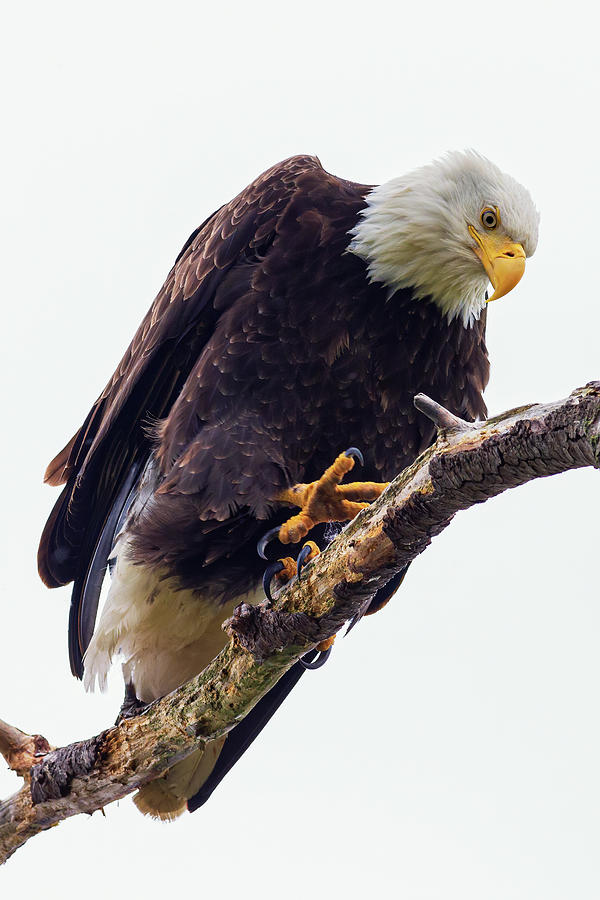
187, 565, 410, 813
188, 651, 319, 812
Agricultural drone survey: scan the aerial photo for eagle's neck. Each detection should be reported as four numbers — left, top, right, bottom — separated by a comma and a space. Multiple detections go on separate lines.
347, 180, 489, 328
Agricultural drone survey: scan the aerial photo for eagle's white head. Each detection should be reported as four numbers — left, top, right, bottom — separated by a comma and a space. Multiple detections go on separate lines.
348, 150, 540, 326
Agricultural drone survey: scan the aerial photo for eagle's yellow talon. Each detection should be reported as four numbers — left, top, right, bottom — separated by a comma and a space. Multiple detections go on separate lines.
275, 451, 388, 544
300, 540, 320, 564
315, 634, 336, 653
275, 557, 297, 584
297, 540, 320, 579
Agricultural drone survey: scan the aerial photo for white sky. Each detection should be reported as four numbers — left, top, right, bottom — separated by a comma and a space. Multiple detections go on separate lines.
1, 1, 599, 896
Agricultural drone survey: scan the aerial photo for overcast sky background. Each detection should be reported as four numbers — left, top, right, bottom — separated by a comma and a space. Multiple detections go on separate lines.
1, 1, 599, 896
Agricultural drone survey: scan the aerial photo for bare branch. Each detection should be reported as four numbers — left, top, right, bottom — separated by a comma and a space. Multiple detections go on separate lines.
2, 382, 599, 864
0, 720, 53, 778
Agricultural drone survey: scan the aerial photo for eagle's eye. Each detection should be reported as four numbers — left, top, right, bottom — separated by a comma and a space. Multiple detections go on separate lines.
480, 207, 498, 229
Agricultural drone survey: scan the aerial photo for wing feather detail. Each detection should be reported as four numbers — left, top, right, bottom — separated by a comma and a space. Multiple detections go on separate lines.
38, 155, 330, 676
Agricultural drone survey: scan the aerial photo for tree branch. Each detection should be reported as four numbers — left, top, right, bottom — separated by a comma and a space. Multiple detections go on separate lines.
2, 382, 599, 864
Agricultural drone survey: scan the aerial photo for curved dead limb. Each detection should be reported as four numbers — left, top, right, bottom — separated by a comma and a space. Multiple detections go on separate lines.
1, 382, 599, 864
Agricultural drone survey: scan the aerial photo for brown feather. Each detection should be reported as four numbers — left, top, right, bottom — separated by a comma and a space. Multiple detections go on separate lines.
38, 154, 490, 670
43, 433, 77, 486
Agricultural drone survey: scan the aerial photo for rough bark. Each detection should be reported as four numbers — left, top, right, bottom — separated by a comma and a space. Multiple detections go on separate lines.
1, 383, 599, 864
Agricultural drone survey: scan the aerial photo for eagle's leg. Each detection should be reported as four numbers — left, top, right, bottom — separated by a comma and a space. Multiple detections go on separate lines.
275, 448, 389, 546
259, 449, 388, 668
116, 681, 151, 724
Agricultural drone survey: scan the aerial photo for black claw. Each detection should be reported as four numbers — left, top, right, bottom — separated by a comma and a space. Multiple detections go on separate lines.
296, 544, 313, 580
257, 526, 282, 560
262, 561, 285, 603
344, 446, 364, 466
300, 647, 332, 670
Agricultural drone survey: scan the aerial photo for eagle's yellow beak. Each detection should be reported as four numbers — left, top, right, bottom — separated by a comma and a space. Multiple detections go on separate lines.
469, 226, 526, 303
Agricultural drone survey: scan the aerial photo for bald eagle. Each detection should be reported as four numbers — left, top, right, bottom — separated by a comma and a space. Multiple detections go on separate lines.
38, 152, 539, 819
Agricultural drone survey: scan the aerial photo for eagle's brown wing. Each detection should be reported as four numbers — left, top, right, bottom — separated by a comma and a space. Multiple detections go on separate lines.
39, 155, 322, 584
37, 154, 341, 675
